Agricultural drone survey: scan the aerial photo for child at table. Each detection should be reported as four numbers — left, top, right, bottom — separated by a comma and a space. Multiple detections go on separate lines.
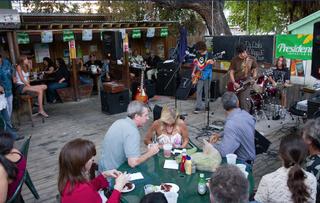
15, 55, 48, 117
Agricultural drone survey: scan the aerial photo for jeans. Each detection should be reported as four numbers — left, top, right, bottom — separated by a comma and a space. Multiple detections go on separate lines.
6, 94, 13, 119
195, 79, 210, 110
47, 82, 68, 103
80, 76, 93, 85
0, 108, 17, 139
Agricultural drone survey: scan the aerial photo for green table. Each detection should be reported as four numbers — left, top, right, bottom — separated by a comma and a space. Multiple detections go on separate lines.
118, 152, 211, 203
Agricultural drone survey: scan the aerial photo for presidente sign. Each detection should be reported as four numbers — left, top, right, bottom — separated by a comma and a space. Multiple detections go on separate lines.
276, 34, 313, 60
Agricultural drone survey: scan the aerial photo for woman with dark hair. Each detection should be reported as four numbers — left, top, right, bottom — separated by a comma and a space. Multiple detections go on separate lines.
303, 118, 320, 202
255, 134, 317, 203
42, 57, 56, 75
16, 55, 48, 117
58, 138, 129, 203
0, 131, 26, 202
140, 192, 168, 203
268, 56, 290, 107
46, 58, 70, 103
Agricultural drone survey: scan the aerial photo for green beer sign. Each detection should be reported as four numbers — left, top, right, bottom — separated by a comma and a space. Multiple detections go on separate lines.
275, 34, 313, 60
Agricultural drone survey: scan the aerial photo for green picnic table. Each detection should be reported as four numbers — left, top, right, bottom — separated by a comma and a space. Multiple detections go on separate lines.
117, 142, 254, 203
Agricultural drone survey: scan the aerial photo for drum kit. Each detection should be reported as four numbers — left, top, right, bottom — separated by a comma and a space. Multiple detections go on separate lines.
247, 69, 288, 123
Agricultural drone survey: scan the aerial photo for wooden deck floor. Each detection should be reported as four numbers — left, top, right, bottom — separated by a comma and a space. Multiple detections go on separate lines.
16, 95, 300, 203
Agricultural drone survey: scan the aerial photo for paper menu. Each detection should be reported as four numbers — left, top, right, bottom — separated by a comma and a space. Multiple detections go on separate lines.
164, 160, 179, 170
129, 172, 144, 181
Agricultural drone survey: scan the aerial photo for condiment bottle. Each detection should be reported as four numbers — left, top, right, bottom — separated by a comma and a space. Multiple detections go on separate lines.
198, 173, 206, 195
185, 156, 192, 175
180, 149, 187, 173
191, 163, 196, 174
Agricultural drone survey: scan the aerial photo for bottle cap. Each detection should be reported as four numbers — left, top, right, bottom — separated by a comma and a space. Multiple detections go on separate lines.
186, 156, 191, 160
200, 173, 204, 178
182, 148, 186, 153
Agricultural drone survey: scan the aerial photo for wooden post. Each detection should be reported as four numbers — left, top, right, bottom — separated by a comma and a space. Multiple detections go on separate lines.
12, 31, 20, 60
123, 33, 130, 88
71, 58, 80, 101
6, 31, 16, 64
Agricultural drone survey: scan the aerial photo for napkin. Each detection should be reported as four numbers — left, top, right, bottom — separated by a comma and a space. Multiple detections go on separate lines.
129, 172, 144, 181
164, 160, 179, 170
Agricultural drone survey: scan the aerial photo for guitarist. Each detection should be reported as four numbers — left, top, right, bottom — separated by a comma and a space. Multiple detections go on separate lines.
191, 41, 215, 114
229, 44, 258, 113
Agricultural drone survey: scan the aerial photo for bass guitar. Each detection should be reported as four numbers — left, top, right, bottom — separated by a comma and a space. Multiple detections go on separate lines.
134, 63, 148, 103
191, 51, 225, 85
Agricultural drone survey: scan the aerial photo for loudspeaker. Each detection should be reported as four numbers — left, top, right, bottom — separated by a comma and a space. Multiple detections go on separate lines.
308, 93, 320, 118
156, 62, 178, 96
102, 31, 123, 60
255, 130, 271, 155
100, 89, 129, 114
202, 80, 220, 101
176, 69, 196, 100
311, 22, 320, 79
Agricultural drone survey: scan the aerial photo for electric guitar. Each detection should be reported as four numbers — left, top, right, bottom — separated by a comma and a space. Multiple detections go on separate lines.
134, 63, 148, 103
227, 77, 255, 93
191, 51, 225, 85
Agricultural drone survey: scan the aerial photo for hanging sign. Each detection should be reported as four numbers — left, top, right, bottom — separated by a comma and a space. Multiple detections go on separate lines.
160, 28, 168, 37
63, 30, 74, 42
147, 28, 155, 38
41, 30, 53, 43
68, 40, 76, 59
275, 34, 313, 60
17, 32, 29, 44
82, 29, 92, 41
132, 29, 141, 39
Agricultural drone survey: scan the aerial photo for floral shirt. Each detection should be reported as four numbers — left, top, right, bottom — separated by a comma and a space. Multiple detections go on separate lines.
0, 58, 13, 97
305, 154, 320, 202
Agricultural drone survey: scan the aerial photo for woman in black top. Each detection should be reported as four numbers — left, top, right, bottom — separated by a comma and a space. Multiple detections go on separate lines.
43, 57, 56, 75
46, 58, 70, 103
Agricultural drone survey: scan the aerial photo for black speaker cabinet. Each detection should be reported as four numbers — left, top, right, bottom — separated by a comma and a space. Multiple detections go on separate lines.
102, 31, 123, 60
202, 79, 220, 101
308, 92, 320, 118
311, 21, 320, 79
156, 62, 178, 96
100, 89, 129, 115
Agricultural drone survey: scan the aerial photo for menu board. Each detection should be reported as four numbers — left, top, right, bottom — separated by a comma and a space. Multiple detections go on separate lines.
209, 35, 275, 63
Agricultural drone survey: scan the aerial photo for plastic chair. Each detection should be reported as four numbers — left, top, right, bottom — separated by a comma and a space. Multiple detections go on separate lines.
19, 136, 40, 200
6, 170, 27, 203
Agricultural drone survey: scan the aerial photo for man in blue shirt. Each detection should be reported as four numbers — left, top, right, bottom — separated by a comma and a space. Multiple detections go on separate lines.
210, 92, 256, 163
191, 41, 215, 113
0, 55, 14, 118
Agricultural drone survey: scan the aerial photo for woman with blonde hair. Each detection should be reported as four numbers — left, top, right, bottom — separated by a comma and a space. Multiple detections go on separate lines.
15, 55, 48, 117
144, 106, 189, 148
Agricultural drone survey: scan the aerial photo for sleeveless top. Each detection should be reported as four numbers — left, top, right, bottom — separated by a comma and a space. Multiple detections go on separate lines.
157, 133, 182, 148
7, 152, 27, 200
16, 69, 29, 85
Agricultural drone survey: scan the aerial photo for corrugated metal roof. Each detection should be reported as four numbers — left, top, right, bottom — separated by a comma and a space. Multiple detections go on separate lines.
288, 10, 320, 31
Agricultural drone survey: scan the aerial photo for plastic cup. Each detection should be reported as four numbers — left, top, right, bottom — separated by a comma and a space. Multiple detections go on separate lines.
144, 184, 154, 195
164, 191, 179, 203
163, 144, 173, 158
226, 154, 237, 165
243, 171, 249, 179
236, 164, 247, 173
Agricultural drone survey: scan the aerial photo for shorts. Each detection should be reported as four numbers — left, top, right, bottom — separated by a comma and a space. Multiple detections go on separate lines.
16, 84, 26, 94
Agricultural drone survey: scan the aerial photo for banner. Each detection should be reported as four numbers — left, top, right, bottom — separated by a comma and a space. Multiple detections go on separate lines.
132, 29, 141, 39
63, 30, 74, 42
41, 31, 53, 43
147, 28, 155, 38
17, 32, 29, 44
69, 40, 76, 59
160, 28, 168, 37
82, 29, 92, 41
275, 34, 313, 60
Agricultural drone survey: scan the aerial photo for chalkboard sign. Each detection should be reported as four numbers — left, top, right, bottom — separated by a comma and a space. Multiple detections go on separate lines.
208, 35, 275, 63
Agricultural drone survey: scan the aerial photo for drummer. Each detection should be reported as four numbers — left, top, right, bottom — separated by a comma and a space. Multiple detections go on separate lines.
268, 56, 290, 108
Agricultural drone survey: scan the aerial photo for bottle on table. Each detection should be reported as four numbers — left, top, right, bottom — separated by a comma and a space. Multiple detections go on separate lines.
180, 149, 187, 173
198, 173, 206, 195
185, 156, 192, 175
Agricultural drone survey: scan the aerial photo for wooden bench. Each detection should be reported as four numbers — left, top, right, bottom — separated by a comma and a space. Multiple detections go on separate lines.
56, 84, 93, 102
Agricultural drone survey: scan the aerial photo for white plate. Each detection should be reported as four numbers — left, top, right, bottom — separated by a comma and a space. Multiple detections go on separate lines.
121, 183, 135, 193
160, 183, 180, 193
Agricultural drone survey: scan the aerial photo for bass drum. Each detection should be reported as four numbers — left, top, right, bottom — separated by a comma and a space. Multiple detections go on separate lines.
250, 93, 264, 114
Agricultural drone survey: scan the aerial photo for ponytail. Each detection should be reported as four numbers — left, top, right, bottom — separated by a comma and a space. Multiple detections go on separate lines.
287, 164, 309, 203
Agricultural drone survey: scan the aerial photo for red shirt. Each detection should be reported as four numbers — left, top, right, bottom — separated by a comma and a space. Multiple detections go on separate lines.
61, 174, 121, 203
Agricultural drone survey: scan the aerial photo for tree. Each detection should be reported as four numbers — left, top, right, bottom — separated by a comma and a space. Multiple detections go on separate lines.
226, 0, 320, 34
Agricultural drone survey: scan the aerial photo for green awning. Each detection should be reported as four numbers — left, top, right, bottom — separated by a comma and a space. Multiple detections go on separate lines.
132, 29, 141, 39
160, 28, 168, 37
63, 30, 74, 42
17, 32, 29, 44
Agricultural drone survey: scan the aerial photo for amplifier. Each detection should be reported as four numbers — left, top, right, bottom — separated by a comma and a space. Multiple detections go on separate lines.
307, 93, 320, 118
100, 89, 129, 115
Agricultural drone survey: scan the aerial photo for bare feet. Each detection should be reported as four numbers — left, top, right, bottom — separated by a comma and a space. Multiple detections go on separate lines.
39, 111, 49, 118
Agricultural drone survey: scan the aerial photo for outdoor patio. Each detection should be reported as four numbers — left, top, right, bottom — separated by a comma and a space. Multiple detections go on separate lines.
17, 94, 298, 203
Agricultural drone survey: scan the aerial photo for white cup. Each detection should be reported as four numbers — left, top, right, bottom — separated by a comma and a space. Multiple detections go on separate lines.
144, 184, 154, 195
236, 164, 247, 173
163, 144, 173, 158
243, 171, 249, 179
164, 191, 179, 203
226, 154, 237, 165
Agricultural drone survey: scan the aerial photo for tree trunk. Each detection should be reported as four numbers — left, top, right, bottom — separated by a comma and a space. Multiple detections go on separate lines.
155, 0, 231, 36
